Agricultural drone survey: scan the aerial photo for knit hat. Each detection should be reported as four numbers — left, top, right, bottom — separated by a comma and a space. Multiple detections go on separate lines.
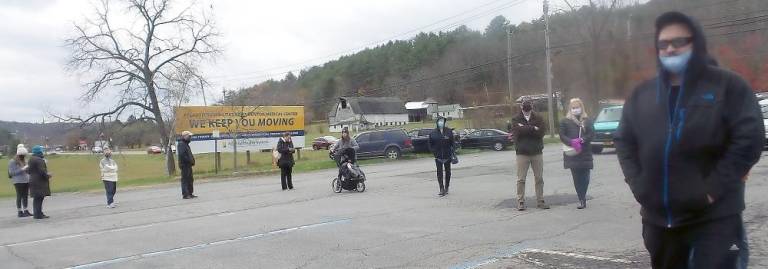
16, 146, 28, 156
31, 145, 44, 156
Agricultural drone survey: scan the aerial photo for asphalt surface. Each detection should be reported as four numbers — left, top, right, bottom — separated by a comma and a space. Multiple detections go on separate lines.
1, 144, 767, 269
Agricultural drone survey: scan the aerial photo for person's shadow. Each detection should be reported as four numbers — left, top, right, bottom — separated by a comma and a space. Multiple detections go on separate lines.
495, 194, 592, 209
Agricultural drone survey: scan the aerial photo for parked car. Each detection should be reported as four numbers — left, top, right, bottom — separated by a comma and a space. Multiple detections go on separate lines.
312, 137, 335, 150
354, 129, 413, 159
459, 129, 513, 151
408, 128, 461, 153
760, 99, 768, 147
147, 145, 162, 154
592, 105, 623, 154
92, 146, 103, 154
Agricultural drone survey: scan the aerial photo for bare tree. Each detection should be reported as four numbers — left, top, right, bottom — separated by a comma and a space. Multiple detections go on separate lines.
562, 0, 622, 114
63, 0, 220, 175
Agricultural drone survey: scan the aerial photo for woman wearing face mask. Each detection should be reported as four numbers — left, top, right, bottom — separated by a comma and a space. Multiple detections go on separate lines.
8, 145, 31, 217
559, 98, 594, 209
428, 117, 455, 197
100, 148, 119, 208
276, 132, 296, 190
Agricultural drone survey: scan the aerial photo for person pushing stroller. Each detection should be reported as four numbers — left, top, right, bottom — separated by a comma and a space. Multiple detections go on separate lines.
330, 127, 366, 192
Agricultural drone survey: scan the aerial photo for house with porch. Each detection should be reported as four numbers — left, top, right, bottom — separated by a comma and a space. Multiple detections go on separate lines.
328, 97, 409, 133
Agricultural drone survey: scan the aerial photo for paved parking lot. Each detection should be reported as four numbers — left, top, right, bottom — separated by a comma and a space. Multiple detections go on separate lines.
1, 144, 766, 268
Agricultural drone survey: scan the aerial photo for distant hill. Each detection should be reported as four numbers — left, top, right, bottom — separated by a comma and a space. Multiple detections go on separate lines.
0, 121, 80, 146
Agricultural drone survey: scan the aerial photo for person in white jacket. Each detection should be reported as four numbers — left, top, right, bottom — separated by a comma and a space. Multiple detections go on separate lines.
99, 148, 118, 208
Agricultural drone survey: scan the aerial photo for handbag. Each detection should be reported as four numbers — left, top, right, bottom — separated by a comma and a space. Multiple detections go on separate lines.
562, 124, 583, 157
450, 148, 459, 165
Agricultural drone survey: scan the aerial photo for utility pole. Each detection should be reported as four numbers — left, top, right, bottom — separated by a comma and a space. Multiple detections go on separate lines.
507, 25, 515, 115
544, 0, 556, 138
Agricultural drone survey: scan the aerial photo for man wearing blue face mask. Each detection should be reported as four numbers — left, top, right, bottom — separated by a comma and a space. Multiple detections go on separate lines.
615, 12, 764, 269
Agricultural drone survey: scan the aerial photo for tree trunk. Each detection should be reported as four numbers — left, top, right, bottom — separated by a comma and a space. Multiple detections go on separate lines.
147, 80, 177, 176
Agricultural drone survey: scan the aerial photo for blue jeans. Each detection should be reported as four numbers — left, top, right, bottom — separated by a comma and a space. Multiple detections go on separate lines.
570, 168, 590, 201
103, 180, 117, 205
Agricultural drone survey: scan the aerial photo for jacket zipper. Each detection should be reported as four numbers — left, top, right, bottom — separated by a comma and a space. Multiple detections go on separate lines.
663, 81, 686, 228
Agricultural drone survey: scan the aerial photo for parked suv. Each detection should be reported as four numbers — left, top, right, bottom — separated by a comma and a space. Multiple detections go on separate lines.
592, 105, 623, 154
760, 99, 768, 147
355, 129, 413, 159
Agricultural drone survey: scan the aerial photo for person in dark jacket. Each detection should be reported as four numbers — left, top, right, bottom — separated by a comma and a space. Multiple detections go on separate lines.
428, 117, 455, 197
510, 100, 549, 210
177, 131, 197, 199
615, 12, 764, 269
27, 145, 51, 219
8, 145, 31, 217
276, 132, 296, 190
559, 98, 594, 209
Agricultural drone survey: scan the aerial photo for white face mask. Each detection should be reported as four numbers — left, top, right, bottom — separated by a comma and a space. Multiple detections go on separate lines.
571, 108, 582, 116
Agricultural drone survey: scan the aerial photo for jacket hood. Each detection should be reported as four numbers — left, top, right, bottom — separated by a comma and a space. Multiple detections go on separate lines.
435, 117, 448, 128
655, 11, 710, 81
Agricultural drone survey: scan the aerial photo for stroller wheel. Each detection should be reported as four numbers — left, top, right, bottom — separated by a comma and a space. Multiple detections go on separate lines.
332, 178, 342, 193
356, 181, 366, 192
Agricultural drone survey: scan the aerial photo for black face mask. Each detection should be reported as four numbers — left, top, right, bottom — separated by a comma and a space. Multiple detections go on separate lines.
522, 104, 533, 112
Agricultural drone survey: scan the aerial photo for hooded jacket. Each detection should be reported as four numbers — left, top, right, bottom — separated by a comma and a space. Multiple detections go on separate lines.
511, 110, 546, 155
428, 117, 455, 161
615, 12, 765, 228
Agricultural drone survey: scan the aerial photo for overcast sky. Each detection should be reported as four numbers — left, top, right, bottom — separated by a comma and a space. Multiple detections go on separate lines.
0, 0, 555, 123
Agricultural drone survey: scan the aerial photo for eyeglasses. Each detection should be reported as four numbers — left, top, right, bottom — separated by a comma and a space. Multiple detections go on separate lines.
658, 37, 692, 50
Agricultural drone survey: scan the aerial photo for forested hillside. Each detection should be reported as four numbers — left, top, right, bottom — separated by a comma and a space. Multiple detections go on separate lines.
226, 0, 768, 120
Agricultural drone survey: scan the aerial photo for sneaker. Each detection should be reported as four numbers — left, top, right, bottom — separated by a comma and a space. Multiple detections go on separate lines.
17, 211, 24, 218
189, 195, 198, 199
22, 211, 32, 217
537, 202, 551, 209
34, 215, 49, 219
517, 202, 526, 211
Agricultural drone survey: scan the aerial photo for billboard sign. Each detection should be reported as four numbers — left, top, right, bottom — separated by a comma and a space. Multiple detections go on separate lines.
174, 106, 305, 153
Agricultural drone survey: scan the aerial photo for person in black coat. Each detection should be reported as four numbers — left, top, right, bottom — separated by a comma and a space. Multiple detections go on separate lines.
27, 146, 51, 219
276, 132, 296, 190
428, 117, 455, 197
559, 98, 594, 209
615, 12, 763, 268
177, 131, 197, 199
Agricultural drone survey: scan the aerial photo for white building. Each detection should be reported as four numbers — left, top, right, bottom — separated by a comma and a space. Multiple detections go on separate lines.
432, 104, 464, 119
328, 97, 409, 133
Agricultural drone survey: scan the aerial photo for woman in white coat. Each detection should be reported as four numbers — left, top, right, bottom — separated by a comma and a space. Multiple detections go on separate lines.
100, 149, 119, 208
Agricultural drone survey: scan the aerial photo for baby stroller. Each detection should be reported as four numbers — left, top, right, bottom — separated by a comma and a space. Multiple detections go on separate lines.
331, 147, 366, 193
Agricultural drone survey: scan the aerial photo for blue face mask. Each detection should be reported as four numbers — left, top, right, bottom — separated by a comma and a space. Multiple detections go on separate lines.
437, 120, 445, 128
659, 50, 692, 74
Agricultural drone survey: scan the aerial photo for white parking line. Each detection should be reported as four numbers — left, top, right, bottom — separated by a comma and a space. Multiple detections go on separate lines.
522, 248, 634, 264
451, 247, 634, 269
65, 218, 351, 269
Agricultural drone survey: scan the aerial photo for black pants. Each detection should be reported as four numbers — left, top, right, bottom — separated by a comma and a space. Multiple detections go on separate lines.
103, 180, 117, 205
13, 183, 29, 210
180, 166, 194, 197
280, 165, 293, 190
570, 168, 590, 202
32, 196, 45, 218
643, 215, 749, 269
435, 160, 451, 192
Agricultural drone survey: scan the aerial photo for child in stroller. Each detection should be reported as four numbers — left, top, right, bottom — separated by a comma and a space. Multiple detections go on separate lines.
332, 147, 366, 192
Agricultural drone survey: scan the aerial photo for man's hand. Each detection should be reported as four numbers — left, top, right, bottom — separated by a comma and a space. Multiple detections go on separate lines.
534, 126, 539, 131
707, 194, 714, 204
